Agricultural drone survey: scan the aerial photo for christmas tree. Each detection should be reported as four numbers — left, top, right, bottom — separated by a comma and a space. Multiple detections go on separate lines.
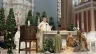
0, 8, 5, 31
41, 11, 47, 22
49, 17, 55, 30
6, 8, 16, 31
26, 10, 34, 26
6, 8, 16, 54
35, 12, 40, 26
6, 32, 14, 54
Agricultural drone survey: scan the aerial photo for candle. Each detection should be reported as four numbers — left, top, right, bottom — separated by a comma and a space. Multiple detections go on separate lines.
82, 23, 84, 32
77, 20, 79, 28
28, 20, 30, 26
77, 20, 79, 30
82, 23, 84, 29
38, 17, 40, 25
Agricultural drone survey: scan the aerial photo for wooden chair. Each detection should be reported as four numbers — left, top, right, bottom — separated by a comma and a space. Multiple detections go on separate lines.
19, 25, 38, 54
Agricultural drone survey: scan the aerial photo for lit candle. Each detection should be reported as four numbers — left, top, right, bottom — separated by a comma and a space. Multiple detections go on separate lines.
28, 20, 30, 26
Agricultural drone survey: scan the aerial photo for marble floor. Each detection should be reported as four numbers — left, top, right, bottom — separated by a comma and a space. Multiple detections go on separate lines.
0, 49, 96, 54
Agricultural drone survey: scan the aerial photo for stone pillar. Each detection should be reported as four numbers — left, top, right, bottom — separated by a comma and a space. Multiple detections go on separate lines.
90, 0, 95, 31
61, 0, 73, 29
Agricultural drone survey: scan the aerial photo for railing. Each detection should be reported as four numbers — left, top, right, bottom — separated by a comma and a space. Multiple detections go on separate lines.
74, 0, 91, 7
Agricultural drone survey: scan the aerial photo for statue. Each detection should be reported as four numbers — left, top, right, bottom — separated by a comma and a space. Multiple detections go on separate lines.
66, 33, 73, 47
55, 32, 62, 53
80, 33, 89, 51
72, 37, 81, 52
72, 32, 89, 52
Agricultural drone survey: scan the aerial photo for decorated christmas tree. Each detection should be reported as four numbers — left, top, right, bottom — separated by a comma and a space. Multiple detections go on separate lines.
6, 8, 16, 54
0, 8, 5, 31
6, 32, 14, 54
49, 17, 56, 30
26, 10, 34, 26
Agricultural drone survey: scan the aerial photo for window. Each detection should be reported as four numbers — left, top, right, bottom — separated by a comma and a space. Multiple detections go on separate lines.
26, 0, 32, 3
73, 0, 79, 6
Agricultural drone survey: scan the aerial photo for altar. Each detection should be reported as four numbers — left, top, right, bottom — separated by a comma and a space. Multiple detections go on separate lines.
43, 31, 77, 38
37, 30, 77, 50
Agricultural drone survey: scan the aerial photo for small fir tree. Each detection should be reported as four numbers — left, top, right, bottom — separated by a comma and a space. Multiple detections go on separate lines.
0, 8, 5, 30
26, 10, 34, 26
49, 17, 55, 30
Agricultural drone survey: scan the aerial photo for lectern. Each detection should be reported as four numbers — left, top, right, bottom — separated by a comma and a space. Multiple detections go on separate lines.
19, 25, 38, 54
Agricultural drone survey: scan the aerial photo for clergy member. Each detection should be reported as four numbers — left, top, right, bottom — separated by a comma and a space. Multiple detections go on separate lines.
37, 18, 51, 50
14, 26, 29, 50
14, 26, 20, 50
38, 18, 51, 31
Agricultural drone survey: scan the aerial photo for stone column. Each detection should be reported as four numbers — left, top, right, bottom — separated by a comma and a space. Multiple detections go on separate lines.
91, 0, 95, 31
61, 0, 73, 29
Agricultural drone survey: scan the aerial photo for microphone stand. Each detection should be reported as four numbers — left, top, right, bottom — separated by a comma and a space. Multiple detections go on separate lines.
46, 24, 47, 34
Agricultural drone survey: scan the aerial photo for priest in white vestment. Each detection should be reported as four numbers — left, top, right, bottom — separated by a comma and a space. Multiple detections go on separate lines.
37, 18, 51, 50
